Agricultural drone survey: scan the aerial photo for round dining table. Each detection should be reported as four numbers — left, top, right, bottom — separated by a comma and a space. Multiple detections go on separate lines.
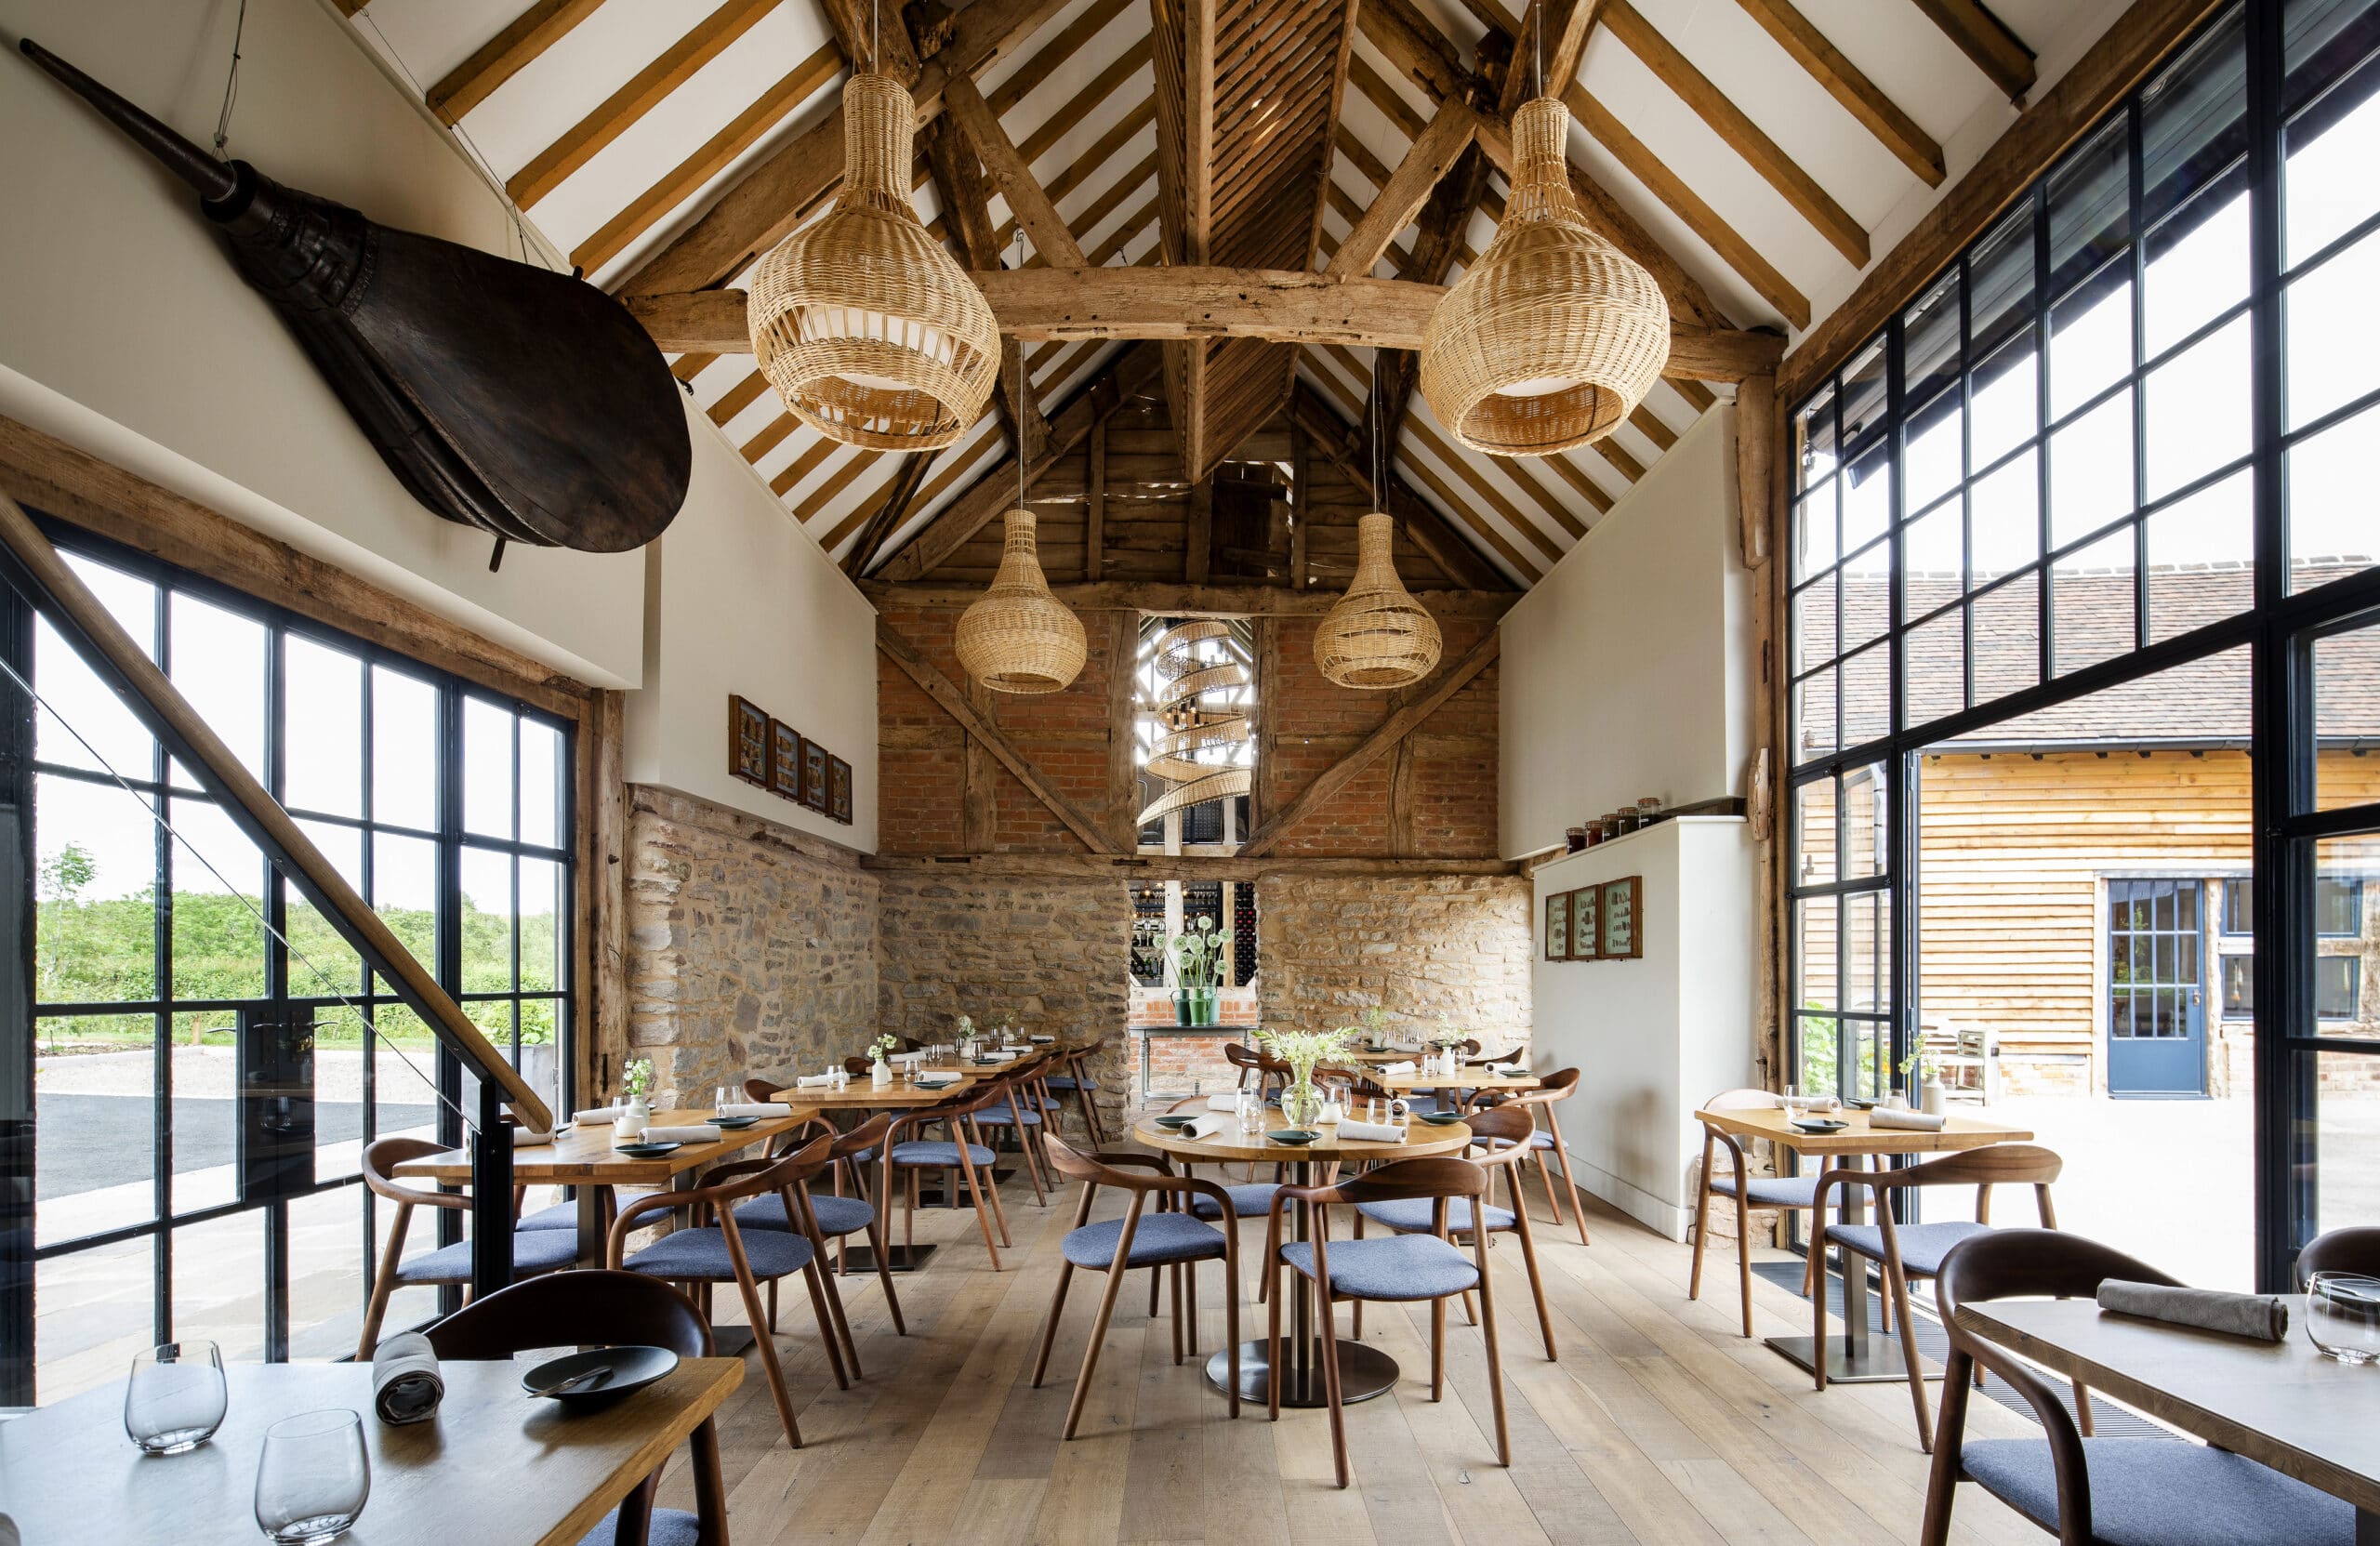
1133, 1113, 1474, 1407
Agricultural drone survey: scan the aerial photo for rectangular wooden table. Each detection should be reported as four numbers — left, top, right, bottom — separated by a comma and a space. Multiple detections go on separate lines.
1957, 1295, 2380, 1541
0, 1357, 741, 1546
1690, 1103, 2033, 1381
1372, 1068, 1544, 1107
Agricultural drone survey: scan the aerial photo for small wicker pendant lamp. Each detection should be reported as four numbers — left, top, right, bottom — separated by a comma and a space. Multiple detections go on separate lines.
746, 70, 998, 449
1417, 90, 1670, 456
956, 307, 1084, 694
1316, 363, 1443, 690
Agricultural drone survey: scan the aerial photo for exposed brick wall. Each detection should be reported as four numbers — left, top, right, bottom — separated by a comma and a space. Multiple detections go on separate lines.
622, 786, 879, 1108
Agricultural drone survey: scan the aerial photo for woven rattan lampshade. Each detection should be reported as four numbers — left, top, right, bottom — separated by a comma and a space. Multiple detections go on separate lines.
955, 509, 1086, 694
1418, 95, 1670, 456
1315, 512, 1443, 690
747, 73, 999, 450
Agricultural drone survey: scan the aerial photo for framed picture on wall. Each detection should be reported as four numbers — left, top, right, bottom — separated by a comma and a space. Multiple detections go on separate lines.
802, 737, 832, 813
827, 756, 853, 824
1569, 885, 1600, 962
1544, 891, 1568, 960
767, 720, 803, 801
1601, 876, 1642, 959
730, 695, 770, 786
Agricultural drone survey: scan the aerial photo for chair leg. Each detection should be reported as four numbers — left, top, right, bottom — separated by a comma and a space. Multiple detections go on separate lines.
905, 1168, 918, 1250
1185, 1258, 1199, 1359
1031, 1262, 1076, 1388
1735, 1190, 1757, 1340
1507, 1194, 1557, 1363
954, 1154, 1003, 1271
1318, 1302, 1350, 1488
1222, 1251, 1240, 1419
1687, 1178, 1712, 1304
1461, 1286, 1478, 1327
800, 1260, 852, 1392
1170, 1262, 1184, 1366
1149, 1265, 1162, 1317
2072, 1380, 2096, 1436
1533, 1150, 1567, 1228
1802, 1216, 1821, 1300
813, 1253, 860, 1382
1884, 1258, 1933, 1453
1063, 1263, 1133, 1441
1543, 1110, 1591, 1247
728, 1270, 802, 1448
1430, 1294, 1447, 1400
1919, 1349, 1973, 1546
1477, 1262, 1511, 1468
979, 1152, 1013, 1249
767, 1276, 779, 1334
1265, 1256, 1286, 1422
1812, 1250, 1835, 1394
864, 1215, 907, 1335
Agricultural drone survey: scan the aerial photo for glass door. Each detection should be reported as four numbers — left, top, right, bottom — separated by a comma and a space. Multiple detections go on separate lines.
2108, 879, 2211, 1096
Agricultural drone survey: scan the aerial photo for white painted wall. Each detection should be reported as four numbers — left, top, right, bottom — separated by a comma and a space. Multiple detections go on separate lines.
1497, 407, 1752, 860
1528, 816, 1756, 1239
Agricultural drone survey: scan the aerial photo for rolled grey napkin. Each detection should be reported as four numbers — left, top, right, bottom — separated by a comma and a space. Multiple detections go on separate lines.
372, 1330, 445, 1424
1868, 1107, 1946, 1131
2096, 1278, 2289, 1342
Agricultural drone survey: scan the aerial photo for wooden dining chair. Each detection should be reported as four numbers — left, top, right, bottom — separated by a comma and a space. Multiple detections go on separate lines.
355, 1135, 580, 1358
1030, 1135, 1240, 1438
607, 1132, 851, 1448
1263, 1156, 1510, 1488
877, 1080, 1013, 1269
1488, 1067, 1592, 1245
1040, 1039, 1110, 1145
1348, 1103, 1557, 1361
1224, 1041, 1289, 1103
1689, 1088, 1824, 1337
1811, 1143, 2065, 1450
1161, 1093, 1282, 1305
968, 1066, 1055, 1206
2297, 1225, 2380, 1284
733, 1110, 907, 1339
1923, 1229, 2356, 1546
425, 1270, 727, 1546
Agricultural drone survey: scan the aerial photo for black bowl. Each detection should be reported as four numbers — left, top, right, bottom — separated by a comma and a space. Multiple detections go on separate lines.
612, 1141, 682, 1157
1418, 1112, 1466, 1126
707, 1116, 760, 1130
1153, 1114, 1198, 1131
1268, 1129, 1319, 1146
521, 1345, 680, 1407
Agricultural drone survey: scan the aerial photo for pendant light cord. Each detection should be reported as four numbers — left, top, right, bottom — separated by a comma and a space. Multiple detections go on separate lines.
212, 0, 248, 159
1016, 229, 1026, 512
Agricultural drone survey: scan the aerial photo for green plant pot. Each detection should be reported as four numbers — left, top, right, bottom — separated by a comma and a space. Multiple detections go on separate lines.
1191, 989, 1218, 1025
1173, 990, 1195, 1026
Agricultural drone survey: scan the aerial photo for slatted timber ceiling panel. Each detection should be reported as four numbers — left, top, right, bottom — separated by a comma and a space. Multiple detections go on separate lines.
340, 0, 2100, 586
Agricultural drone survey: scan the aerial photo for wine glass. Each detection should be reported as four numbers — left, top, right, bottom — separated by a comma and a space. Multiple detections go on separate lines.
2306, 1273, 2380, 1365
254, 1408, 371, 1543
124, 1341, 226, 1454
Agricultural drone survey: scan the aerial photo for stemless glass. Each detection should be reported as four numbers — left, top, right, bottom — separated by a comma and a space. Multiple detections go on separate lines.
254, 1408, 371, 1544
714, 1085, 732, 1114
125, 1341, 227, 1454
2306, 1273, 2380, 1365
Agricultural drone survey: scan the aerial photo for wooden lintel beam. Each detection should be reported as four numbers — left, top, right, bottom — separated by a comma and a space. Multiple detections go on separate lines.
941, 74, 1088, 267
1323, 99, 1480, 281
624, 278, 1784, 378
427, 0, 606, 123
1732, 0, 1944, 186
1237, 629, 1502, 858
876, 622, 1120, 853
861, 577, 1518, 618
860, 852, 1524, 878
1909, 0, 2037, 103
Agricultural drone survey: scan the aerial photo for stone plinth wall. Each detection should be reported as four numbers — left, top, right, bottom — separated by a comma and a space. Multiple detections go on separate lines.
1258, 872, 1533, 1051
623, 786, 879, 1107
875, 868, 1135, 1140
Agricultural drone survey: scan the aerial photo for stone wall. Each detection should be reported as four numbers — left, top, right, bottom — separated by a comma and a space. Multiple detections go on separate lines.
1258, 872, 1534, 1050
623, 785, 879, 1106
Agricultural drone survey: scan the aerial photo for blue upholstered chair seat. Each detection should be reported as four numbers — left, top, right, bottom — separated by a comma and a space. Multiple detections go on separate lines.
623, 1225, 815, 1282
1711, 1172, 1821, 1209
1278, 1234, 1480, 1301
888, 1140, 998, 1168
1484, 1130, 1556, 1151
582, 1507, 700, 1546
392, 1228, 578, 1284
1189, 1183, 1283, 1220
1043, 1076, 1089, 1090
1355, 1196, 1517, 1235
1824, 1220, 1991, 1277
973, 1103, 1043, 1126
733, 1191, 876, 1237
517, 1200, 581, 1232
1960, 1437, 2354, 1546
1061, 1212, 1228, 1270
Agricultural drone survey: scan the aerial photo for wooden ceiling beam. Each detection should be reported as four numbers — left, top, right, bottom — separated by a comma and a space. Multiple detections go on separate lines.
1349, 138, 1491, 484
1292, 368, 1519, 590
427, 0, 606, 123
1001, 112, 1156, 258
1321, 99, 1479, 281
942, 75, 1088, 267
508, 0, 781, 210
861, 578, 1518, 617
614, 0, 1075, 297
842, 450, 938, 575
1237, 629, 1501, 857
1909, 0, 2037, 103
1302, 0, 1368, 271
626, 273, 1784, 375
920, 114, 1052, 462
989, 0, 1136, 115
1731, 0, 1944, 186
1600, 0, 1868, 267
1502, 0, 1604, 117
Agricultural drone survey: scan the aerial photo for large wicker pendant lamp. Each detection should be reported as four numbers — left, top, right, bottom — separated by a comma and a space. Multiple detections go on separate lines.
1316, 363, 1443, 690
746, 71, 999, 450
1418, 92, 1670, 456
955, 324, 1085, 694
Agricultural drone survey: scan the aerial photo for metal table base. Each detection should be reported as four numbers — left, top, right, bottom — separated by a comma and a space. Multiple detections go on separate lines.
1207, 1338, 1399, 1407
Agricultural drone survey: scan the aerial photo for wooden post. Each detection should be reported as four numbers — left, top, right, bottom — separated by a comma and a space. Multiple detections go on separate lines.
1087, 411, 1107, 582
1185, 482, 1212, 585
1109, 610, 1141, 852
1288, 424, 1311, 590
965, 676, 998, 852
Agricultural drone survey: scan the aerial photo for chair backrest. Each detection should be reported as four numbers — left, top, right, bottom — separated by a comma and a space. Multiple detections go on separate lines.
745, 1077, 784, 1103
2299, 1226, 2380, 1286
1308, 1155, 1486, 1208
425, 1268, 713, 1359
1832, 1141, 2063, 1228
834, 1111, 896, 1161
1464, 1104, 1540, 1169
362, 1136, 464, 1210
1701, 1086, 1779, 1115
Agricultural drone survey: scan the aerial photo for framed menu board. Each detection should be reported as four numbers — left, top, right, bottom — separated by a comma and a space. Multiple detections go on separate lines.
1544, 891, 1569, 960
1569, 885, 1600, 961
1600, 876, 1642, 959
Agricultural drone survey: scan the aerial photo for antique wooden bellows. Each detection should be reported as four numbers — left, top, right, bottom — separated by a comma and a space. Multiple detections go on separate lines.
20, 39, 691, 557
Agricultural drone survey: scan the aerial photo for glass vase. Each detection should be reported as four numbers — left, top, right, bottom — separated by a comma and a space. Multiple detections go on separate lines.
1279, 1079, 1325, 1129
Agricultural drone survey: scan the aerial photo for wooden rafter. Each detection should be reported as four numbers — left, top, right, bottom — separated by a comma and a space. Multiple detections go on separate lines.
1503, 0, 1602, 116
1237, 629, 1501, 857
624, 274, 1785, 377
1149, 0, 1216, 479
1350, 138, 1490, 487
508, 0, 782, 210
841, 450, 937, 575
1321, 99, 1478, 281
861, 579, 1517, 617
1731, 0, 1944, 186
1600, 1, 1868, 267
1288, 376, 1512, 592
427, 0, 606, 124
1910, 0, 2037, 103
941, 76, 1087, 267
875, 620, 1121, 854
919, 115, 1051, 462
1000, 111, 1157, 259
613, 0, 1075, 297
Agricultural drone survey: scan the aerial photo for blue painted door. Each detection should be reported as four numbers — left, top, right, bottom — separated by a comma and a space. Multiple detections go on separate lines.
2107, 879, 2208, 1097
